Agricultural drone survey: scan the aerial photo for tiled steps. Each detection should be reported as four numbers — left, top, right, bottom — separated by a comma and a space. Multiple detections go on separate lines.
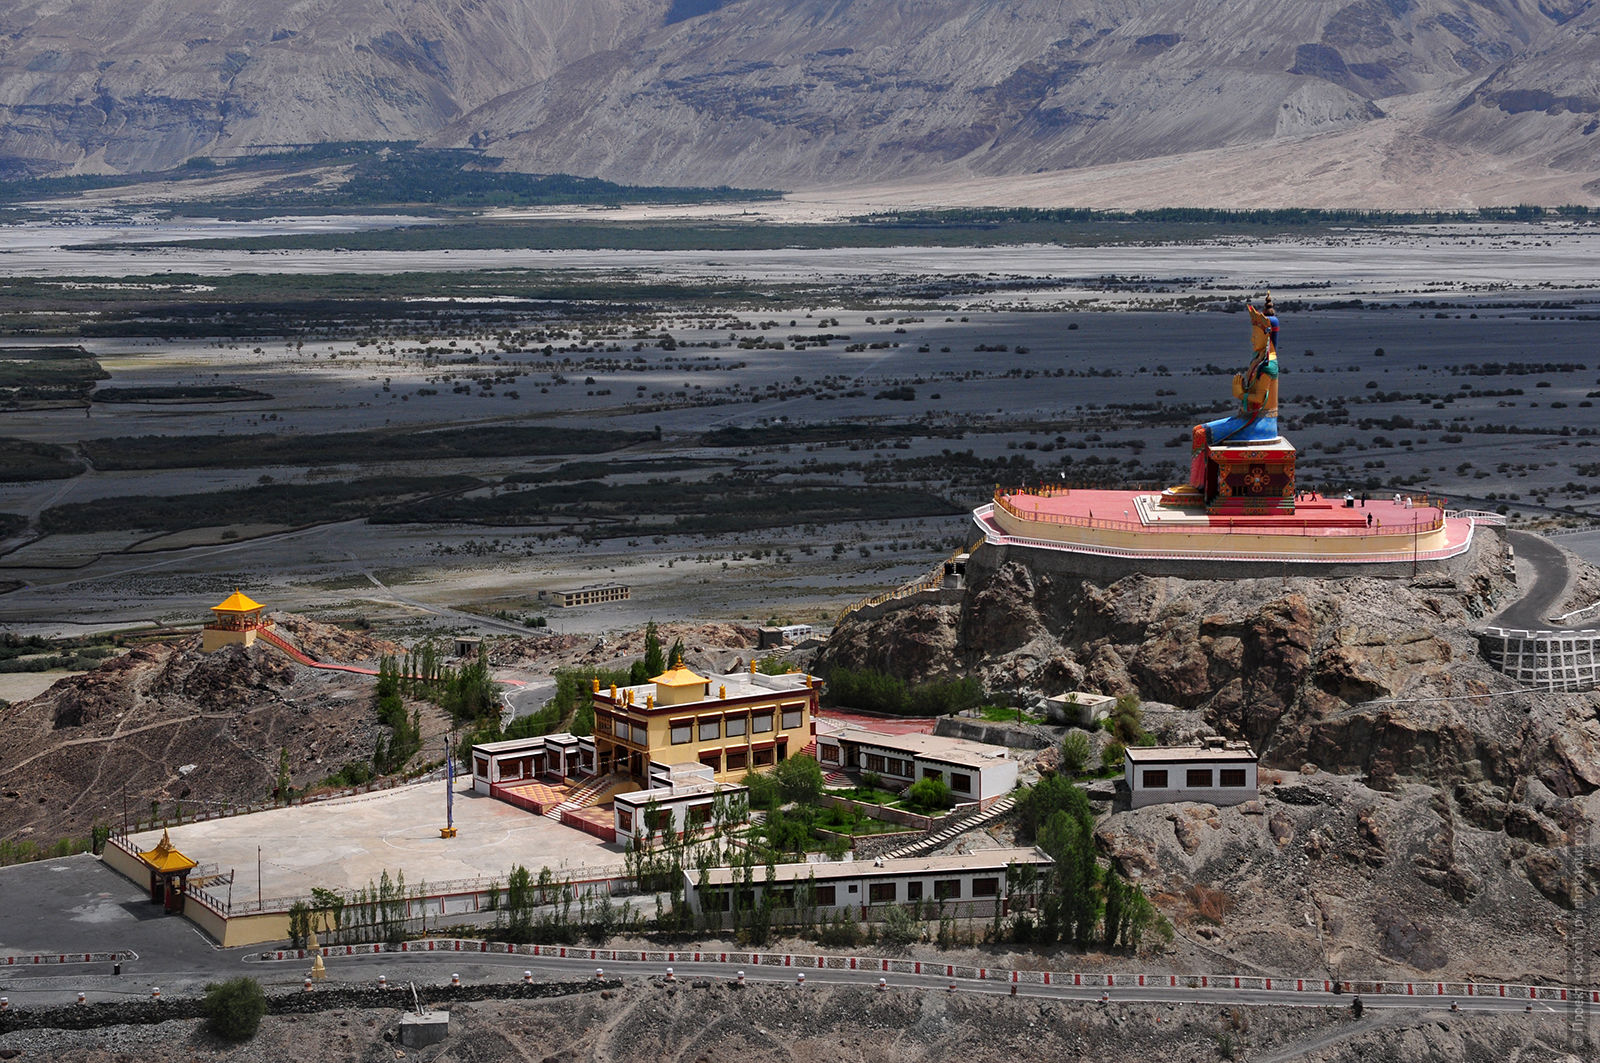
880, 795, 1017, 859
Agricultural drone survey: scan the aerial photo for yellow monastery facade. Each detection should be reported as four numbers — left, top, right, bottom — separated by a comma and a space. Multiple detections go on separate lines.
593, 662, 819, 784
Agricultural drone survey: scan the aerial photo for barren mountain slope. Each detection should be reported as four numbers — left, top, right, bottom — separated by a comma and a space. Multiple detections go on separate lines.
1428, 0, 1600, 181
4, 0, 1596, 199
445, 0, 1590, 191
0, 0, 668, 176
0, 620, 412, 843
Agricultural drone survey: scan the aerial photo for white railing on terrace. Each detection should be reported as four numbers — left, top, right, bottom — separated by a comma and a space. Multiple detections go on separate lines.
976, 507, 1477, 565
1447, 509, 1508, 526
994, 488, 1449, 537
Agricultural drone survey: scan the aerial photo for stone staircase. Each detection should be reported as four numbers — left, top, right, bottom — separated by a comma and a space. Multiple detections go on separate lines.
546, 773, 626, 820
879, 794, 1017, 859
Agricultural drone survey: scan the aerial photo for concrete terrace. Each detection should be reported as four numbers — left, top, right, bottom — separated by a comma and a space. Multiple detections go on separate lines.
123, 777, 625, 907
977, 487, 1476, 568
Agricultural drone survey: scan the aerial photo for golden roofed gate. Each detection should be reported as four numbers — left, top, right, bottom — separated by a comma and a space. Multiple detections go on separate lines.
136, 829, 198, 913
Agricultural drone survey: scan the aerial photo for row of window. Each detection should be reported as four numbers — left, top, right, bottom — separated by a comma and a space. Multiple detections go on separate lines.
866, 877, 997, 903
476, 749, 587, 782
593, 718, 649, 746
1141, 768, 1250, 789
861, 753, 914, 777
669, 707, 805, 744
702, 876, 1000, 911
699, 746, 779, 773
600, 708, 806, 745
616, 804, 714, 834
857, 753, 973, 794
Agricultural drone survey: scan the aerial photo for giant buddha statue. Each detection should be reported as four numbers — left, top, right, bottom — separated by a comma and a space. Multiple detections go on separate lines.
1161, 295, 1294, 510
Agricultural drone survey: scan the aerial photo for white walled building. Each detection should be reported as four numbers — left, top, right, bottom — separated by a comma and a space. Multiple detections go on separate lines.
469, 733, 594, 795
815, 724, 1019, 808
613, 764, 749, 845
1044, 690, 1115, 727
1124, 740, 1258, 809
684, 847, 1053, 922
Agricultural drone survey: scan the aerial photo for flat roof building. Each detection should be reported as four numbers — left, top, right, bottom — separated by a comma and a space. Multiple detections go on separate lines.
816, 724, 1019, 808
612, 764, 748, 845
757, 624, 815, 648
469, 733, 595, 799
685, 847, 1052, 922
1044, 691, 1116, 727
594, 662, 819, 786
1124, 739, 1258, 809
544, 584, 630, 608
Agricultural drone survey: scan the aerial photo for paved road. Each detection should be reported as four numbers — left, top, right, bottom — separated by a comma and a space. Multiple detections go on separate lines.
1491, 531, 1575, 630
0, 858, 1568, 1019
2, 944, 1564, 1019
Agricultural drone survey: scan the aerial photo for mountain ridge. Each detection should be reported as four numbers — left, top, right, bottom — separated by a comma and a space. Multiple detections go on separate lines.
1, 0, 1597, 205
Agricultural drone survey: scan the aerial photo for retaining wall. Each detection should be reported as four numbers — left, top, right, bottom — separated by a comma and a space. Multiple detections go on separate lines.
817, 794, 975, 831
934, 717, 1055, 750
972, 521, 1492, 584
841, 587, 963, 626
1478, 626, 1600, 692
99, 837, 626, 948
251, 939, 1600, 1006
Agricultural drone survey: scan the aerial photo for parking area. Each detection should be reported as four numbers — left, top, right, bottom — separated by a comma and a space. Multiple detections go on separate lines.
0, 854, 214, 961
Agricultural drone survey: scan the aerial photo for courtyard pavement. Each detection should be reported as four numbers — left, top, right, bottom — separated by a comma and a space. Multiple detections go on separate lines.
123, 778, 626, 907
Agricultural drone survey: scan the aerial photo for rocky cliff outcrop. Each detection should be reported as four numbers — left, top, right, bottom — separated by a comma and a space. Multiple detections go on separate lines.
823, 532, 1581, 791
820, 530, 1600, 941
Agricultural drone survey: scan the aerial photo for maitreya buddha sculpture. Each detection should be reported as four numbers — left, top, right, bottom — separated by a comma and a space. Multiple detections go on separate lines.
1161, 295, 1281, 506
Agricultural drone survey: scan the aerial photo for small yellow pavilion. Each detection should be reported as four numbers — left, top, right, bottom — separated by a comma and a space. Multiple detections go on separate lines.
650, 661, 712, 706
202, 589, 268, 652
137, 829, 198, 912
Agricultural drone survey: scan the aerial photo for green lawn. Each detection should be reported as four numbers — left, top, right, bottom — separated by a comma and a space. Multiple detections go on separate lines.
977, 704, 1043, 723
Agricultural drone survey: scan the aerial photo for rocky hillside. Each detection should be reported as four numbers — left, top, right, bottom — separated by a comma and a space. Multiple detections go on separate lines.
820, 530, 1600, 981
0, 619, 423, 845
0, 0, 667, 176
820, 530, 1594, 793
2, 0, 1595, 200
451, 0, 1597, 192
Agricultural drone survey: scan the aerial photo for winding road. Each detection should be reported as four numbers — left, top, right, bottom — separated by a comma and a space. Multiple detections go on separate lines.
1491, 530, 1576, 631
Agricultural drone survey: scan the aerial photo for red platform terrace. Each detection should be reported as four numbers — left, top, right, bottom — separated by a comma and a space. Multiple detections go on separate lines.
972, 295, 1483, 574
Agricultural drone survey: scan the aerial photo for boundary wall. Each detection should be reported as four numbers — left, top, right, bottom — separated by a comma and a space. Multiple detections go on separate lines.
253, 939, 1600, 1004
972, 505, 1487, 581
2, 951, 134, 965
100, 837, 625, 948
